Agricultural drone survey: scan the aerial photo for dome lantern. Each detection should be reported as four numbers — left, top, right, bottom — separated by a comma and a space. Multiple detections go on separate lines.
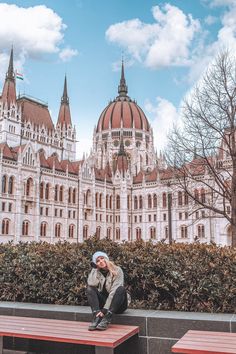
118, 60, 128, 98
96, 62, 150, 133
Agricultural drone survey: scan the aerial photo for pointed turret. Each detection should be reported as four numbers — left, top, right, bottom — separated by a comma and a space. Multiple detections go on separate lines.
61, 75, 69, 105
1, 47, 16, 105
118, 60, 128, 97
118, 133, 125, 156
7, 47, 14, 81
57, 75, 72, 127
115, 133, 129, 177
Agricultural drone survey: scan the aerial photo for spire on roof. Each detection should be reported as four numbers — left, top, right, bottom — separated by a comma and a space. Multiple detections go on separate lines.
6, 47, 15, 81
57, 75, 72, 128
118, 59, 128, 97
1, 47, 16, 105
61, 75, 69, 105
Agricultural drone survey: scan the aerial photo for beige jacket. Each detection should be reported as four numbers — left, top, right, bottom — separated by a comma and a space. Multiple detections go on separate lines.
88, 265, 127, 309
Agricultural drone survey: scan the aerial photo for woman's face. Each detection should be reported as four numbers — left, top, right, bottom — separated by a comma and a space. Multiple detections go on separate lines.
96, 256, 108, 269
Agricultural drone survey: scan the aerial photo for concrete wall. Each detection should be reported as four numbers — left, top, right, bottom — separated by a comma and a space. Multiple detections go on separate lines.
0, 302, 235, 354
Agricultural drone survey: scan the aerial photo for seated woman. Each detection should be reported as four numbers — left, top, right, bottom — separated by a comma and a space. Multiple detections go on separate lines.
87, 251, 130, 331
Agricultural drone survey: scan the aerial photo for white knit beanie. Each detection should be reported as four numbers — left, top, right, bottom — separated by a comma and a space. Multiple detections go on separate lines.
92, 251, 109, 264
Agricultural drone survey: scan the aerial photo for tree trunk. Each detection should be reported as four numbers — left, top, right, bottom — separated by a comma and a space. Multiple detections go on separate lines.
231, 147, 236, 247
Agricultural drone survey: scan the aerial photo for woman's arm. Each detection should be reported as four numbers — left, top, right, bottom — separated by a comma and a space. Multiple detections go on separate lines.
87, 268, 100, 287
103, 267, 124, 310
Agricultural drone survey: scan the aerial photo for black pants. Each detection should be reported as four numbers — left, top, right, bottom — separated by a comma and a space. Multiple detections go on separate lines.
87, 285, 128, 314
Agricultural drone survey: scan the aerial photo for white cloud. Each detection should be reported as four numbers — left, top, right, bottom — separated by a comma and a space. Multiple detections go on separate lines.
145, 97, 179, 151
111, 58, 134, 72
204, 15, 218, 25
217, 5, 236, 49
106, 4, 200, 69
59, 47, 78, 62
0, 53, 10, 82
206, 0, 236, 7
188, 1, 236, 83
0, 50, 26, 82
0, 4, 64, 56
105, 1, 236, 88
77, 136, 92, 159
0, 4, 77, 78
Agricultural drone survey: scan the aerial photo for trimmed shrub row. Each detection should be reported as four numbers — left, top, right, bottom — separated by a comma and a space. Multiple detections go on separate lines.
0, 239, 235, 313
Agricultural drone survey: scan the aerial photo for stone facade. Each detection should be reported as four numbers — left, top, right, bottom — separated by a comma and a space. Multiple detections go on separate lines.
0, 50, 231, 245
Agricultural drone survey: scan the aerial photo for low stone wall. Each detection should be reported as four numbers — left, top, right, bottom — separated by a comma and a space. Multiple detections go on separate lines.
0, 302, 235, 354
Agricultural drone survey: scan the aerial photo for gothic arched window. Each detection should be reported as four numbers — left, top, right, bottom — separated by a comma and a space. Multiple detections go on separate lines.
115, 228, 120, 240
181, 225, 188, 238
2, 175, 7, 193
107, 227, 111, 239
150, 227, 156, 239
83, 225, 88, 240
148, 194, 152, 209
136, 228, 142, 241
2, 219, 10, 235
54, 185, 59, 201
72, 188, 76, 204
162, 192, 167, 208
178, 191, 183, 206
22, 220, 30, 236
197, 224, 205, 238
45, 183, 50, 200
200, 188, 206, 203
59, 186, 63, 202
40, 182, 44, 199
184, 192, 189, 205
96, 226, 101, 239
116, 195, 120, 209
26, 178, 33, 197
106, 195, 109, 209
134, 196, 138, 210
139, 196, 143, 209
68, 187, 72, 203
8, 176, 14, 195
55, 223, 61, 237
40, 222, 47, 237
99, 193, 102, 208
69, 224, 75, 238
153, 194, 157, 208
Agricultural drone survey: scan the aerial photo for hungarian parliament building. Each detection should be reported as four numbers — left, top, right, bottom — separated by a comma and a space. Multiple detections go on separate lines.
0, 50, 231, 245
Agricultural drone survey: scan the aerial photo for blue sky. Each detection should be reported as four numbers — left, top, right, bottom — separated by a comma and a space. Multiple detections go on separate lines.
0, 0, 235, 158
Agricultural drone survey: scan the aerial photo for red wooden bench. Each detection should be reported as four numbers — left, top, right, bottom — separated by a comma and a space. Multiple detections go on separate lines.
171, 330, 236, 354
0, 315, 139, 354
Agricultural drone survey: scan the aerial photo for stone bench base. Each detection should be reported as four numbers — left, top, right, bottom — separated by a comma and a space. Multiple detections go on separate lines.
0, 302, 235, 354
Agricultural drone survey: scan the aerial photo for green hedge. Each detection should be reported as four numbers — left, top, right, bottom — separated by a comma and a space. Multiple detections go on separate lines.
0, 239, 235, 313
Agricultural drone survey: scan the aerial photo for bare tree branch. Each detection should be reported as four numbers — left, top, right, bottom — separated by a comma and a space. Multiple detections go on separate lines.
166, 51, 236, 246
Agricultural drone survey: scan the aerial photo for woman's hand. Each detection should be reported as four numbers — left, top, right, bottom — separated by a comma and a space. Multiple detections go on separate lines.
96, 311, 104, 318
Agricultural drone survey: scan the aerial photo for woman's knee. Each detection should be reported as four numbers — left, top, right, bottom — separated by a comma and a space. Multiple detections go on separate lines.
114, 286, 126, 296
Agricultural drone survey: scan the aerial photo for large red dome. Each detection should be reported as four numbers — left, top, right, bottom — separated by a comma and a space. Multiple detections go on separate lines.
96, 97, 150, 133
96, 61, 150, 133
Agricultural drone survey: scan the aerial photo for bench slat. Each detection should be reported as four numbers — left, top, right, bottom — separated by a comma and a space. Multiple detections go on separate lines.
1, 317, 136, 336
172, 330, 236, 354
177, 338, 236, 346
0, 315, 139, 349
1, 321, 130, 339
